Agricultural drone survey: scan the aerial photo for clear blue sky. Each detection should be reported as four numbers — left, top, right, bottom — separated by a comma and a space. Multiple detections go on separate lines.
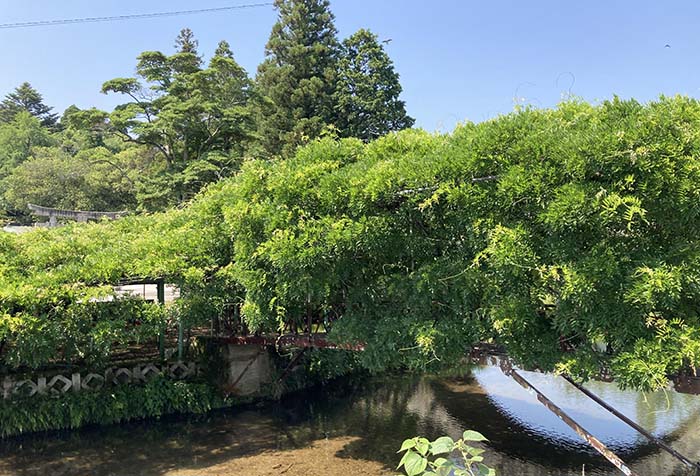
1, 0, 699, 131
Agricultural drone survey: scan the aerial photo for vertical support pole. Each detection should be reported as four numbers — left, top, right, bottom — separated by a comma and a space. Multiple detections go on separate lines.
178, 318, 184, 361
156, 280, 165, 305
157, 279, 166, 361
64, 343, 72, 371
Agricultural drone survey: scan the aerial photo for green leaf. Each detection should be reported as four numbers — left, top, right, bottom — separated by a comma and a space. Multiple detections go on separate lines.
433, 458, 455, 476
402, 450, 428, 476
398, 438, 416, 453
477, 463, 496, 476
415, 437, 430, 456
430, 436, 455, 455
462, 430, 488, 442
397, 449, 412, 469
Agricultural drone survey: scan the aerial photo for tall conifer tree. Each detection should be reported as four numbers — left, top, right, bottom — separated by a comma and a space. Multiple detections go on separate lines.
0, 82, 58, 128
335, 29, 414, 141
255, 0, 340, 157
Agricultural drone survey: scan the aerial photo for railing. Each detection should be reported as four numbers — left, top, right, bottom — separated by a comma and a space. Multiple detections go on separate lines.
1, 361, 198, 399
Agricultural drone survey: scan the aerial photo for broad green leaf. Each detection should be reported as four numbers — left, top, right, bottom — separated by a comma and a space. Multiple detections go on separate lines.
462, 430, 488, 442
478, 463, 496, 476
430, 436, 455, 455
403, 451, 428, 476
397, 449, 413, 469
415, 437, 430, 456
468, 447, 485, 457
433, 458, 455, 476
398, 438, 417, 453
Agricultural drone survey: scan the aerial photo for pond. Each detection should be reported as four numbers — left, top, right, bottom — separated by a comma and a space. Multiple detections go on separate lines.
1, 366, 698, 476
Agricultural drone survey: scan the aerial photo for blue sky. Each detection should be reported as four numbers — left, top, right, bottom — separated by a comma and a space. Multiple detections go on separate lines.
1, 0, 699, 131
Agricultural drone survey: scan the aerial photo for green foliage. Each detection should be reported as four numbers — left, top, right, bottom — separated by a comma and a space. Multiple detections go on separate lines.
3, 146, 140, 213
0, 82, 58, 128
101, 29, 255, 209
0, 378, 224, 438
335, 29, 414, 141
0, 181, 236, 369
225, 96, 700, 386
0, 18, 413, 215
254, 0, 340, 157
0, 112, 54, 180
0, 105, 151, 220
397, 431, 495, 476
2, 97, 700, 390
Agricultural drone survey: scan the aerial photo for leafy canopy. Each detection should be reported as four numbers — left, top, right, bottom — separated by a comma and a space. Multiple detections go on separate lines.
101, 29, 255, 209
2, 96, 700, 391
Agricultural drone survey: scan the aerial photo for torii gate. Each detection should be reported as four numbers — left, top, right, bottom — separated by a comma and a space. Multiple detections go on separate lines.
27, 203, 127, 227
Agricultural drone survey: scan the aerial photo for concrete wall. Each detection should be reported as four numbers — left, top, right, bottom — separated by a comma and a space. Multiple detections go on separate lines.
222, 344, 273, 396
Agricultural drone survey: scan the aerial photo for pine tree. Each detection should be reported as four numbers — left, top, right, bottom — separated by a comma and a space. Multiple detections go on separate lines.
214, 40, 235, 59
335, 29, 414, 141
172, 28, 202, 74
255, 0, 340, 157
0, 82, 58, 128
174, 28, 199, 54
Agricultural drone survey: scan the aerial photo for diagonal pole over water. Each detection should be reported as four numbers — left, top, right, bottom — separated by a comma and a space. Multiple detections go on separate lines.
562, 375, 700, 475
499, 360, 639, 476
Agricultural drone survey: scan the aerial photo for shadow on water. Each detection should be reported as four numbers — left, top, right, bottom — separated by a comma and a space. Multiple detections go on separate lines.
0, 368, 699, 476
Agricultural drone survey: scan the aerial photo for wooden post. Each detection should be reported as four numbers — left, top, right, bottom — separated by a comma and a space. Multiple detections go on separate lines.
157, 279, 166, 361
178, 318, 184, 361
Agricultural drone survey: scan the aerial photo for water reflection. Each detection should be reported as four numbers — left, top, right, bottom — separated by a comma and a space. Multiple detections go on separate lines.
473, 367, 700, 451
0, 367, 698, 476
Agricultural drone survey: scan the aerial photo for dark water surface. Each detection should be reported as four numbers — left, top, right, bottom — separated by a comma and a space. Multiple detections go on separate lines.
1, 367, 699, 476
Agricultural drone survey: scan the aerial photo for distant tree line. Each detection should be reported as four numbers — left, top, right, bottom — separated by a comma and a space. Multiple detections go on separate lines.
0, 0, 413, 221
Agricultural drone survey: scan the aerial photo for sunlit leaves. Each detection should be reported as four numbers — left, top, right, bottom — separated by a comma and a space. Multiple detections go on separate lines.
3, 97, 700, 389
397, 432, 494, 476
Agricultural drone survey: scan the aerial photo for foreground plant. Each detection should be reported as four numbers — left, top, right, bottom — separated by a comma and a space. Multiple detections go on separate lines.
397, 430, 495, 476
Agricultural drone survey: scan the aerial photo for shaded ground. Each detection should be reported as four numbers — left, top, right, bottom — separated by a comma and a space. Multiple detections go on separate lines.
0, 403, 399, 476
166, 437, 393, 476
